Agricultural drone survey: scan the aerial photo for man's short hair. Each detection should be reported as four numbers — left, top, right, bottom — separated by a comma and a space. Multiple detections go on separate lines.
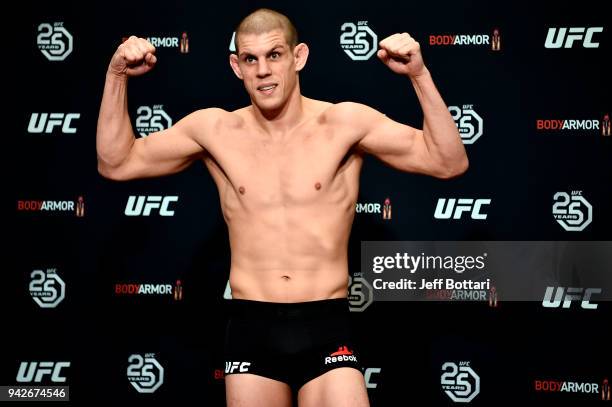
235, 8, 298, 54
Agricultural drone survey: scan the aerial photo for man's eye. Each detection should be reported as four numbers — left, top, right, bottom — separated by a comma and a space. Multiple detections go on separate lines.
246, 56, 256, 63
270, 52, 280, 59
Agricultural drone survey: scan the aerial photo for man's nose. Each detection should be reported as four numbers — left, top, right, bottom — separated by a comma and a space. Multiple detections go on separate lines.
256, 59, 272, 77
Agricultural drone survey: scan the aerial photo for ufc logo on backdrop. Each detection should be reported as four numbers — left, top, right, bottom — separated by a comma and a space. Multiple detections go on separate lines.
136, 105, 172, 137
37, 22, 73, 61
544, 27, 604, 48
124, 196, 179, 216
28, 113, 80, 134
542, 287, 601, 309
16, 362, 70, 383
448, 105, 483, 144
434, 198, 491, 220
552, 191, 592, 232
340, 21, 378, 61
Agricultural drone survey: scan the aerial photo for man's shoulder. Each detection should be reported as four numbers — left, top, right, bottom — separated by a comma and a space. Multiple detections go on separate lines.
186, 107, 245, 129
323, 101, 378, 124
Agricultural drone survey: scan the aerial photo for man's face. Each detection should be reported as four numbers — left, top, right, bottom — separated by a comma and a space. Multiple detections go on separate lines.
230, 29, 304, 112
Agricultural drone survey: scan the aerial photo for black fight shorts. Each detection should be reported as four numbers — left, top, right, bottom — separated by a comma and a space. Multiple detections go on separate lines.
224, 298, 362, 393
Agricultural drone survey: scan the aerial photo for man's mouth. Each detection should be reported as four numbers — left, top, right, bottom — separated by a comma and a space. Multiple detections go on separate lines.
257, 83, 278, 94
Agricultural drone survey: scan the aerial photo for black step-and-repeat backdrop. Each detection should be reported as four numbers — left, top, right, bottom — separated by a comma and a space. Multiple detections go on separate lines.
7, 0, 611, 404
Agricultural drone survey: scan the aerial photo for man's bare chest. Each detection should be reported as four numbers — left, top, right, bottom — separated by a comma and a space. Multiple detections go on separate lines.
203, 123, 360, 206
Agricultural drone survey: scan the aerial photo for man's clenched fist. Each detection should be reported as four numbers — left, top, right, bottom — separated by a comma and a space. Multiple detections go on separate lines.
377, 33, 426, 78
108, 36, 157, 78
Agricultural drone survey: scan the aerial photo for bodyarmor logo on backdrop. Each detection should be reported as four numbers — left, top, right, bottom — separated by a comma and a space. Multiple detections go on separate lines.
27, 113, 80, 134
127, 353, 164, 393
29, 268, 65, 308
434, 198, 491, 220
603, 114, 611, 136
536, 115, 604, 134
544, 27, 604, 48
542, 287, 601, 309
429, 29, 501, 51
448, 105, 483, 144
75, 196, 85, 217
441, 361, 480, 403
355, 197, 393, 220
491, 29, 501, 51
348, 274, 373, 312
488, 286, 499, 308
17, 197, 84, 215
125, 196, 178, 216
123, 33, 189, 53
16, 362, 70, 383
179, 32, 189, 53
552, 191, 592, 231
147, 34, 182, 50
174, 279, 183, 300
37, 23, 73, 61
135, 105, 172, 137
340, 21, 378, 61
115, 280, 183, 300
534, 378, 601, 396
382, 198, 392, 220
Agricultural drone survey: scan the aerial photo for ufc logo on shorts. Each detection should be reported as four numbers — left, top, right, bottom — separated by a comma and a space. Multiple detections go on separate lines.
542, 287, 601, 309
16, 362, 70, 383
125, 196, 178, 216
434, 198, 491, 220
225, 361, 251, 373
545, 27, 604, 48
28, 113, 80, 134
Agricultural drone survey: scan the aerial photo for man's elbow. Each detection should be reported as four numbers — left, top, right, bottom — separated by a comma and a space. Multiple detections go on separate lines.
97, 160, 127, 181
437, 156, 469, 179
98, 162, 116, 180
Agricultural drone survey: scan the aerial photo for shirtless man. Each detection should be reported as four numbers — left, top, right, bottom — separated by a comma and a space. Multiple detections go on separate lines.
96, 8, 467, 407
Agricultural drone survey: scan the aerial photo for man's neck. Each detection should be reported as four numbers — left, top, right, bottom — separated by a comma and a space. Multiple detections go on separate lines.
250, 86, 307, 138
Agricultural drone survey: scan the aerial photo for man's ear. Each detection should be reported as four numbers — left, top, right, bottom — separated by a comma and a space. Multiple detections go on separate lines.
293, 43, 309, 72
229, 53, 243, 80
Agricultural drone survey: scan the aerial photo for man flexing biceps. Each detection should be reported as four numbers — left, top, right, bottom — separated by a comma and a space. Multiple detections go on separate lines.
97, 8, 467, 407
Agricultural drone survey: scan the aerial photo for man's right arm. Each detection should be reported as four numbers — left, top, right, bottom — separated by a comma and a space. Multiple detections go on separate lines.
96, 36, 209, 181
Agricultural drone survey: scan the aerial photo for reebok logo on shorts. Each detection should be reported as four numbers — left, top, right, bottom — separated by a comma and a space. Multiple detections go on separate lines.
325, 345, 357, 364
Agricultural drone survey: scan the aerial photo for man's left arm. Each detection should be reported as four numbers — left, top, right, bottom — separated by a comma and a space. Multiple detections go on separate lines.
354, 32, 468, 179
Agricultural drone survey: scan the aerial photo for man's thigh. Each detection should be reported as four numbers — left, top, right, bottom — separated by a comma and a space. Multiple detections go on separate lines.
297, 367, 370, 407
226, 373, 292, 407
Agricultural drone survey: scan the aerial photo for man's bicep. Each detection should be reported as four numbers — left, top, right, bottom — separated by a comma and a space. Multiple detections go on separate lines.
356, 106, 431, 173
112, 111, 208, 180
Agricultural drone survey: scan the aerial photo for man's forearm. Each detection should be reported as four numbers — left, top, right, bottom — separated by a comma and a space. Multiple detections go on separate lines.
409, 69, 468, 174
96, 72, 136, 171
